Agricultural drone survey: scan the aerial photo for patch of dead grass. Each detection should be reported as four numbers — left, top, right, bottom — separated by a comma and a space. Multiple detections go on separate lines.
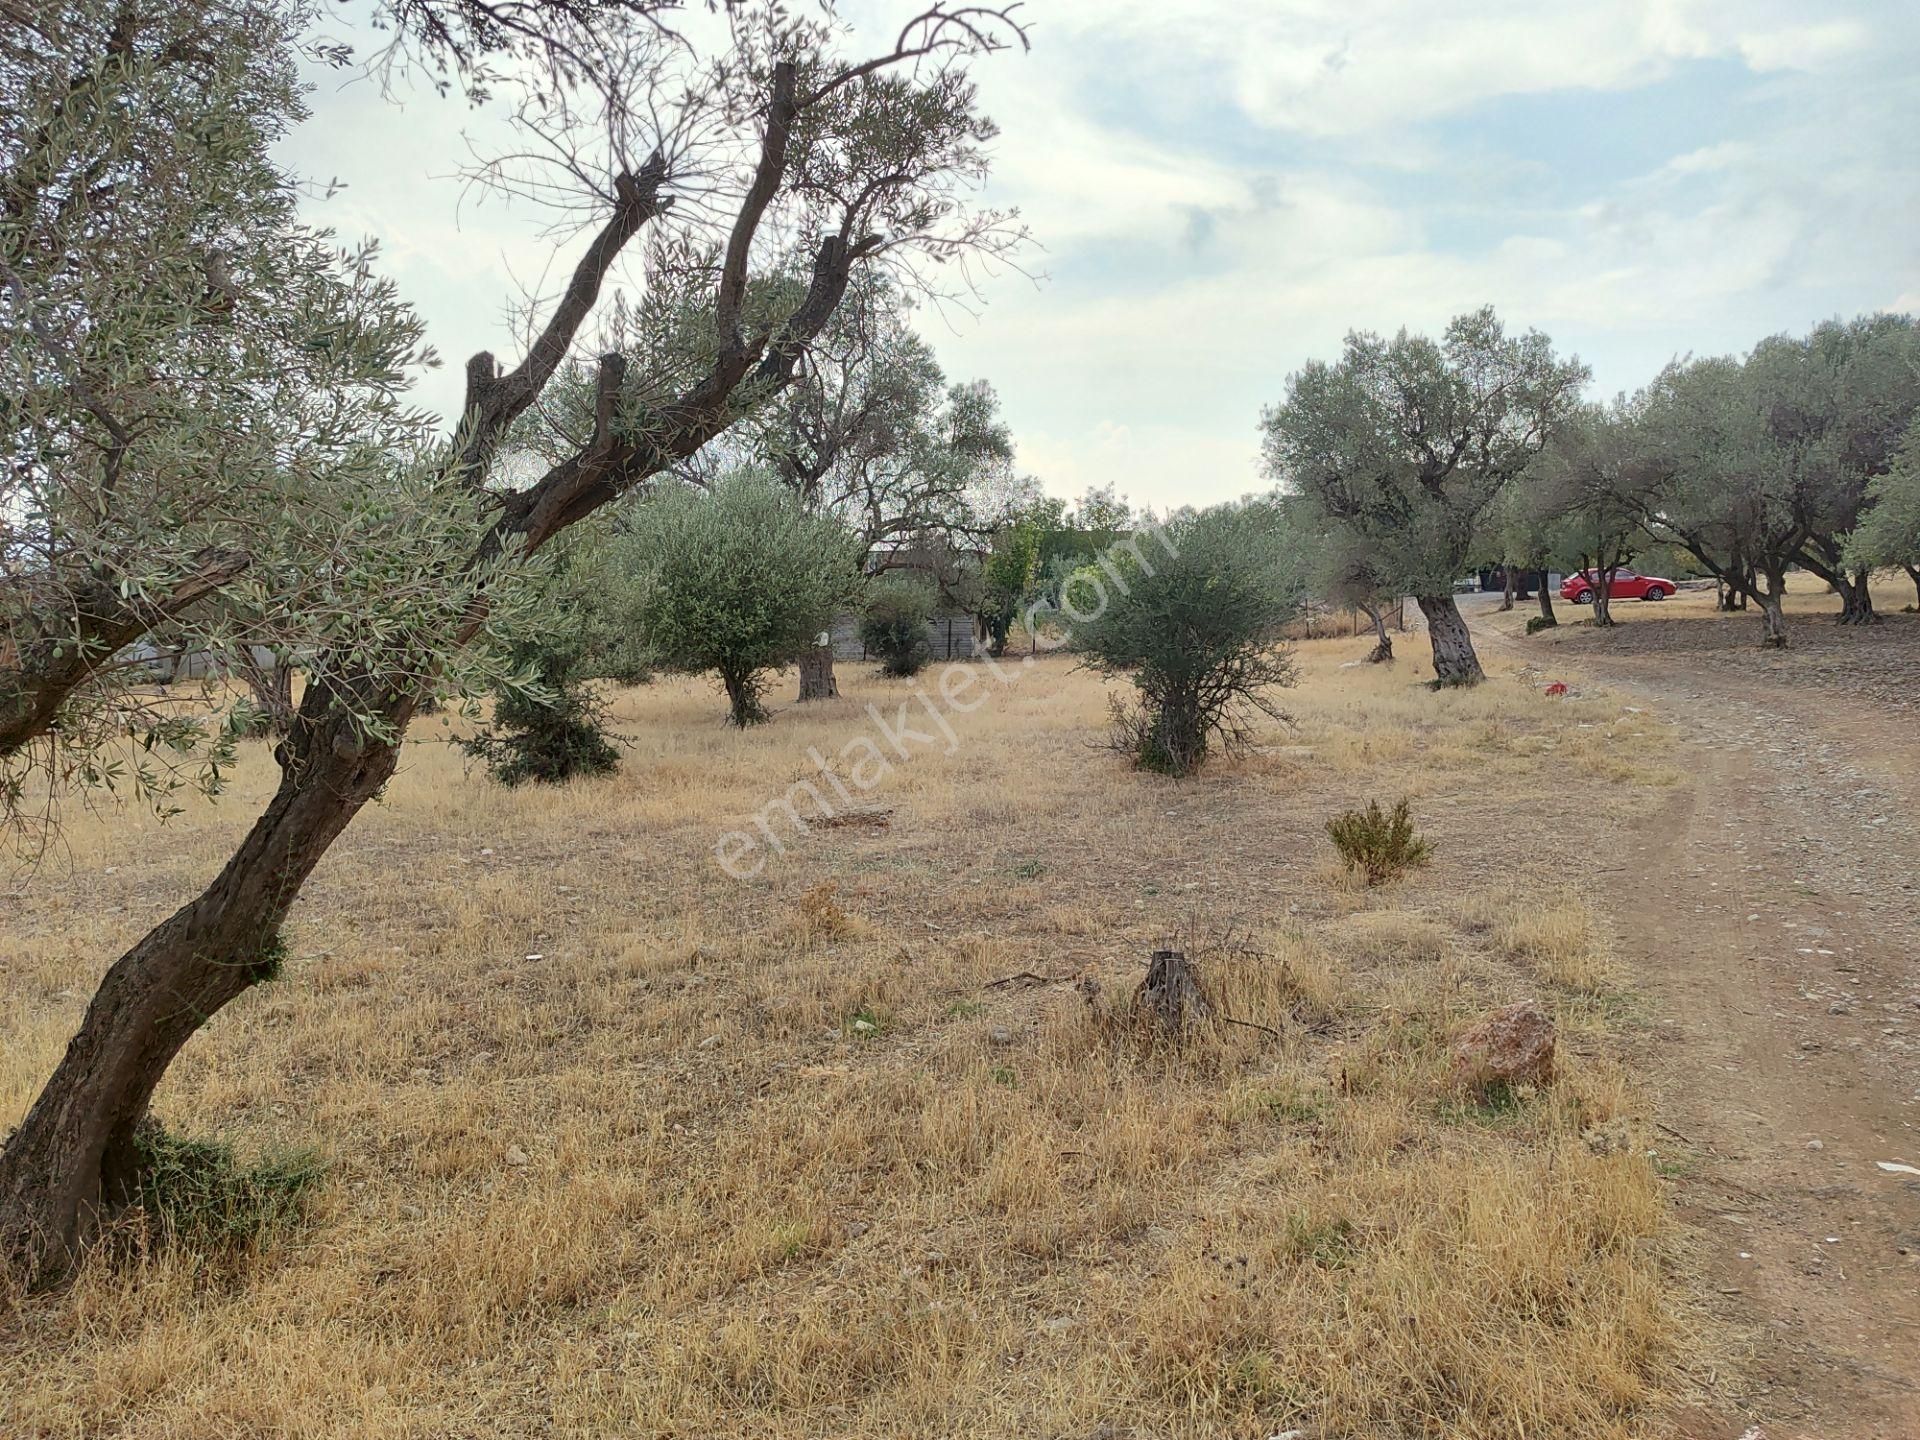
0, 640, 1693, 1438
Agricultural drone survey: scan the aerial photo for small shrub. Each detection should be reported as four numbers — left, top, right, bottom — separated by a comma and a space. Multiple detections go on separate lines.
1326, 797, 1432, 885
1076, 500, 1304, 777
131, 1123, 324, 1252
859, 575, 935, 677
462, 636, 622, 786
1525, 614, 1558, 635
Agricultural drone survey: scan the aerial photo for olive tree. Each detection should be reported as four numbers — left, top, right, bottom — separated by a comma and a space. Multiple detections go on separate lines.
1848, 417, 1920, 609
1261, 308, 1588, 686
1745, 315, 1920, 625
756, 279, 1014, 697
1636, 356, 1806, 646
858, 572, 937, 677
620, 471, 861, 725
0, 0, 468, 831
0, 0, 1027, 1283
1520, 399, 1668, 628
1075, 500, 1303, 777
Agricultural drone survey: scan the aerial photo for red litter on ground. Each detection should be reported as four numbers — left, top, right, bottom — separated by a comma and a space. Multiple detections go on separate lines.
1544, 682, 1569, 697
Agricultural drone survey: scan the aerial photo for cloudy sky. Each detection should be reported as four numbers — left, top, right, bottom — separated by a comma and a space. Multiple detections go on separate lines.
289, 0, 1920, 515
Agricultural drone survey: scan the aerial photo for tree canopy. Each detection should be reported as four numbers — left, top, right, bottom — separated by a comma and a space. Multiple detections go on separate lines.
1261, 306, 1588, 684
619, 471, 862, 725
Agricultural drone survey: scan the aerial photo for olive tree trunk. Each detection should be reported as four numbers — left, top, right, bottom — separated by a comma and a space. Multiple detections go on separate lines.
1416, 594, 1484, 687
722, 668, 768, 727
0, 48, 887, 1283
1535, 584, 1557, 627
0, 683, 403, 1277
1836, 567, 1879, 625
1589, 563, 1617, 628
1359, 598, 1393, 662
1757, 587, 1791, 648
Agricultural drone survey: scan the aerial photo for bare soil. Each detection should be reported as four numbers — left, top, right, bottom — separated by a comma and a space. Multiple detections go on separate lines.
1480, 595, 1920, 1438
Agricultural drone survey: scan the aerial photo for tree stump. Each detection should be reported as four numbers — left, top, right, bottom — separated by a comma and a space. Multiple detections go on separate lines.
1134, 949, 1213, 1035
797, 642, 838, 701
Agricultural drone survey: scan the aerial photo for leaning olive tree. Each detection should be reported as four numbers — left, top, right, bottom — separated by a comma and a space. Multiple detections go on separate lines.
1634, 356, 1806, 647
1261, 307, 1588, 686
1518, 399, 1668, 629
1746, 314, 1920, 626
0, 0, 1027, 1283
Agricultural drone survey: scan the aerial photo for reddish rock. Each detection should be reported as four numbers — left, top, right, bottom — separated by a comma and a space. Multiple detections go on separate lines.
1450, 999, 1556, 1091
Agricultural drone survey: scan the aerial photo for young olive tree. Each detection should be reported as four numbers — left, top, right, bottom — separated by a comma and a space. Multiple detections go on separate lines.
1261, 307, 1588, 686
978, 502, 1046, 656
620, 471, 861, 725
1, 0, 1027, 1283
858, 572, 936, 677
1076, 501, 1303, 777
459, 529, 646, 785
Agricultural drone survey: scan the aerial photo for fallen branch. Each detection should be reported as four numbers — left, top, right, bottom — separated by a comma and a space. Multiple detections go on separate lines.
985, 970, 1075, 988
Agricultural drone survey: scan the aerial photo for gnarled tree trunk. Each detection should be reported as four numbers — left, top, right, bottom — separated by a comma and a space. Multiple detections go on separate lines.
1906, 564, 1920, 611
1835, 567, 1879, 625
1757, 587, 1790, 648
1535, 583, 1557, 628
722, 668, 767, 727
1416, 594, 1484, 687
1589, 565, 1616, 628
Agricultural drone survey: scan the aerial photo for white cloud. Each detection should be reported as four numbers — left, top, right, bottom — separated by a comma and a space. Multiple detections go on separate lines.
292, 0, 1920, 513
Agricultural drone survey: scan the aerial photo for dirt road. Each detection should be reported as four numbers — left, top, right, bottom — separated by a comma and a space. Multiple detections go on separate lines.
1481, 603, 1920, 1438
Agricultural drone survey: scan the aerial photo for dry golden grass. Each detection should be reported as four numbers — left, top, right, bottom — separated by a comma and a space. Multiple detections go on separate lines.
0, 635, 1692, 1439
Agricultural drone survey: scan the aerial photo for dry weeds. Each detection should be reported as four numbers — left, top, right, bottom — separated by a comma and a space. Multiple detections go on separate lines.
0, 637, 1692, 1438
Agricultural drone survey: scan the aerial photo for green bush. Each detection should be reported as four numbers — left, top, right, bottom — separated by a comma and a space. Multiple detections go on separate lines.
1524, 614, 1558, 635
1326, 797, 1432, 884
1074, 501, 1304, 776
131, 1123, 324, 1252
859, 575, 936, 676
620, 471, 862, 726
462, 634, 622, 786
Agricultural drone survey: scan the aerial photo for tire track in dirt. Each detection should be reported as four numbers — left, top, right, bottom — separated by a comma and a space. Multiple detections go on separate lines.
1482, 618, 1920, 1438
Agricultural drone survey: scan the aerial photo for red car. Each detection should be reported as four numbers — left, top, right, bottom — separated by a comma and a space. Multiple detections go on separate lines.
1559, 568, 1674, 604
